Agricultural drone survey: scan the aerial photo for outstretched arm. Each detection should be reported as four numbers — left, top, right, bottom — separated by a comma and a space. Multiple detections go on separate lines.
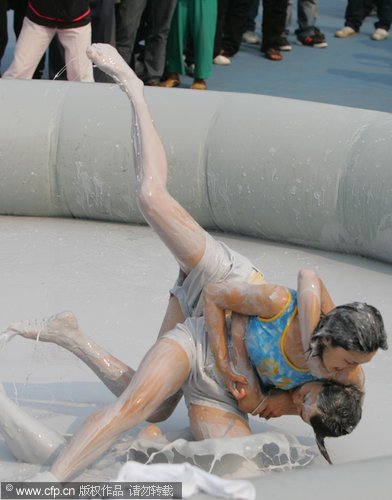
203, 282, 289, 396
230, 313, 298, 417
230, 313, 267, 412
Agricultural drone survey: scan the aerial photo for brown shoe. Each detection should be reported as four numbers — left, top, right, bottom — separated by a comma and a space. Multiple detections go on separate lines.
264, 47, 283, 61
191, 78, 207, 90
159, 73, 180, 88
145, 79, 160, 87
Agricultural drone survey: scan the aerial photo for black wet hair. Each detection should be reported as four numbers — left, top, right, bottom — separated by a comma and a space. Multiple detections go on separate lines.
308, 302, 388, 358
310, 381, 363, 464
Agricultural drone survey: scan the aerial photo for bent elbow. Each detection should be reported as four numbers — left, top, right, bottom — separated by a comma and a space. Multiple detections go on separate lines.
298, 268, 319, 281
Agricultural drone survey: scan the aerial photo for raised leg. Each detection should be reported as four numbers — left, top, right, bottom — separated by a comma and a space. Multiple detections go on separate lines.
3, 309, 184, 422
50, 337, 190, 481
86, 43, 207, 275
0, 384, 65, 464
4, 312, 134, 397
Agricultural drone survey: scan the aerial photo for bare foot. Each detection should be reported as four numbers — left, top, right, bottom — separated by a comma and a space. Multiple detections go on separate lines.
86, 43, 144, 96
5, 311, 83, 348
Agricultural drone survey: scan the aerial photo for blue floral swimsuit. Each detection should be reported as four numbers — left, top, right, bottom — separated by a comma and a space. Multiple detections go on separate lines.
245, 289, 318, 390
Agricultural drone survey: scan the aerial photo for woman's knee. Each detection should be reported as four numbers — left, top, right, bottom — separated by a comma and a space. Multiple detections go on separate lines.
137, 177, 167, 214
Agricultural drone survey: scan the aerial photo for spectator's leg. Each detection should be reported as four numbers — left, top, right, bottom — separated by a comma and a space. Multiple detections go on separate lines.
142, 0, 178, 84
0, 0, 8, 67
262, 0, 288, 58
365, 0, 377, 15
284, 0, 293, 34
191, 0, 218, 81
89, 0, 116, 81
222, 0, 253, 56
246, 0, 260, 32
115, 0, 147, 65
374, 0, 392, 31
2, 17, 54, 79
297, 0, 318, 37
213, 0, 228, 57
344, 0, 366, 31
165, 0, 188, 78
13, 0, 46, 78
90, 0, 115, 43
58, 23, 94, 82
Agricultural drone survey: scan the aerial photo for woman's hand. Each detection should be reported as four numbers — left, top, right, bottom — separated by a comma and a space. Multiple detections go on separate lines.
253, 389, 296, 419
217, 363, 249, 398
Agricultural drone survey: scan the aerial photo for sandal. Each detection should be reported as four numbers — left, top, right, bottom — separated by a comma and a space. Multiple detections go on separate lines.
264, 47, 283, 61
159, 73, 180, 88
191, 79, 207, 91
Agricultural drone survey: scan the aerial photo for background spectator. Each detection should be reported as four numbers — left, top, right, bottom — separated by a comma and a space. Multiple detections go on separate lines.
48, 0, 116, 82
261, 0, 289, 60
0, 0, 7, 74
3, 0, 93, 81
115, 0, 177, 85
215, 0, 254, 63
335, 0, 391, 40
285, 0, 327, 48
0, 0, 45, 77
242, 0, 261, 44
161, 0, 217, 90
135, 0, 178, 85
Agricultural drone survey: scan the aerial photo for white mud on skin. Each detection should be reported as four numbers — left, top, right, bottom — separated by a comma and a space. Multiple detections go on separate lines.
0, 283, 316, 480
126, 429, 315, 478
0, 379, 315, 481
0, 306, 314, 481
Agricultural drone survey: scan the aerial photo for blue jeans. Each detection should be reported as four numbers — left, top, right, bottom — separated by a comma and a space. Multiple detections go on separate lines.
286, 0, 319, 37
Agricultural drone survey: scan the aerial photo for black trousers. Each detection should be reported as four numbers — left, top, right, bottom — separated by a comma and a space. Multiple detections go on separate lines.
0, 0, 7, 63
262, 0, 289, 50
215, 0, 254, 57
345, 0, 392, 31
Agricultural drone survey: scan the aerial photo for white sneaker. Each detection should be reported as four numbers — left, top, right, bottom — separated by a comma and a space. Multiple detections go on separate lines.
335, 26, 357, 38
371, 28, 389, 41
213, 54, 231, 65
242, 31, 261, 44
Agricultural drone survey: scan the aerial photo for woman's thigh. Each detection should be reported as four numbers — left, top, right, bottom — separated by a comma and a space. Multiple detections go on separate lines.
189, 404, 252, 440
